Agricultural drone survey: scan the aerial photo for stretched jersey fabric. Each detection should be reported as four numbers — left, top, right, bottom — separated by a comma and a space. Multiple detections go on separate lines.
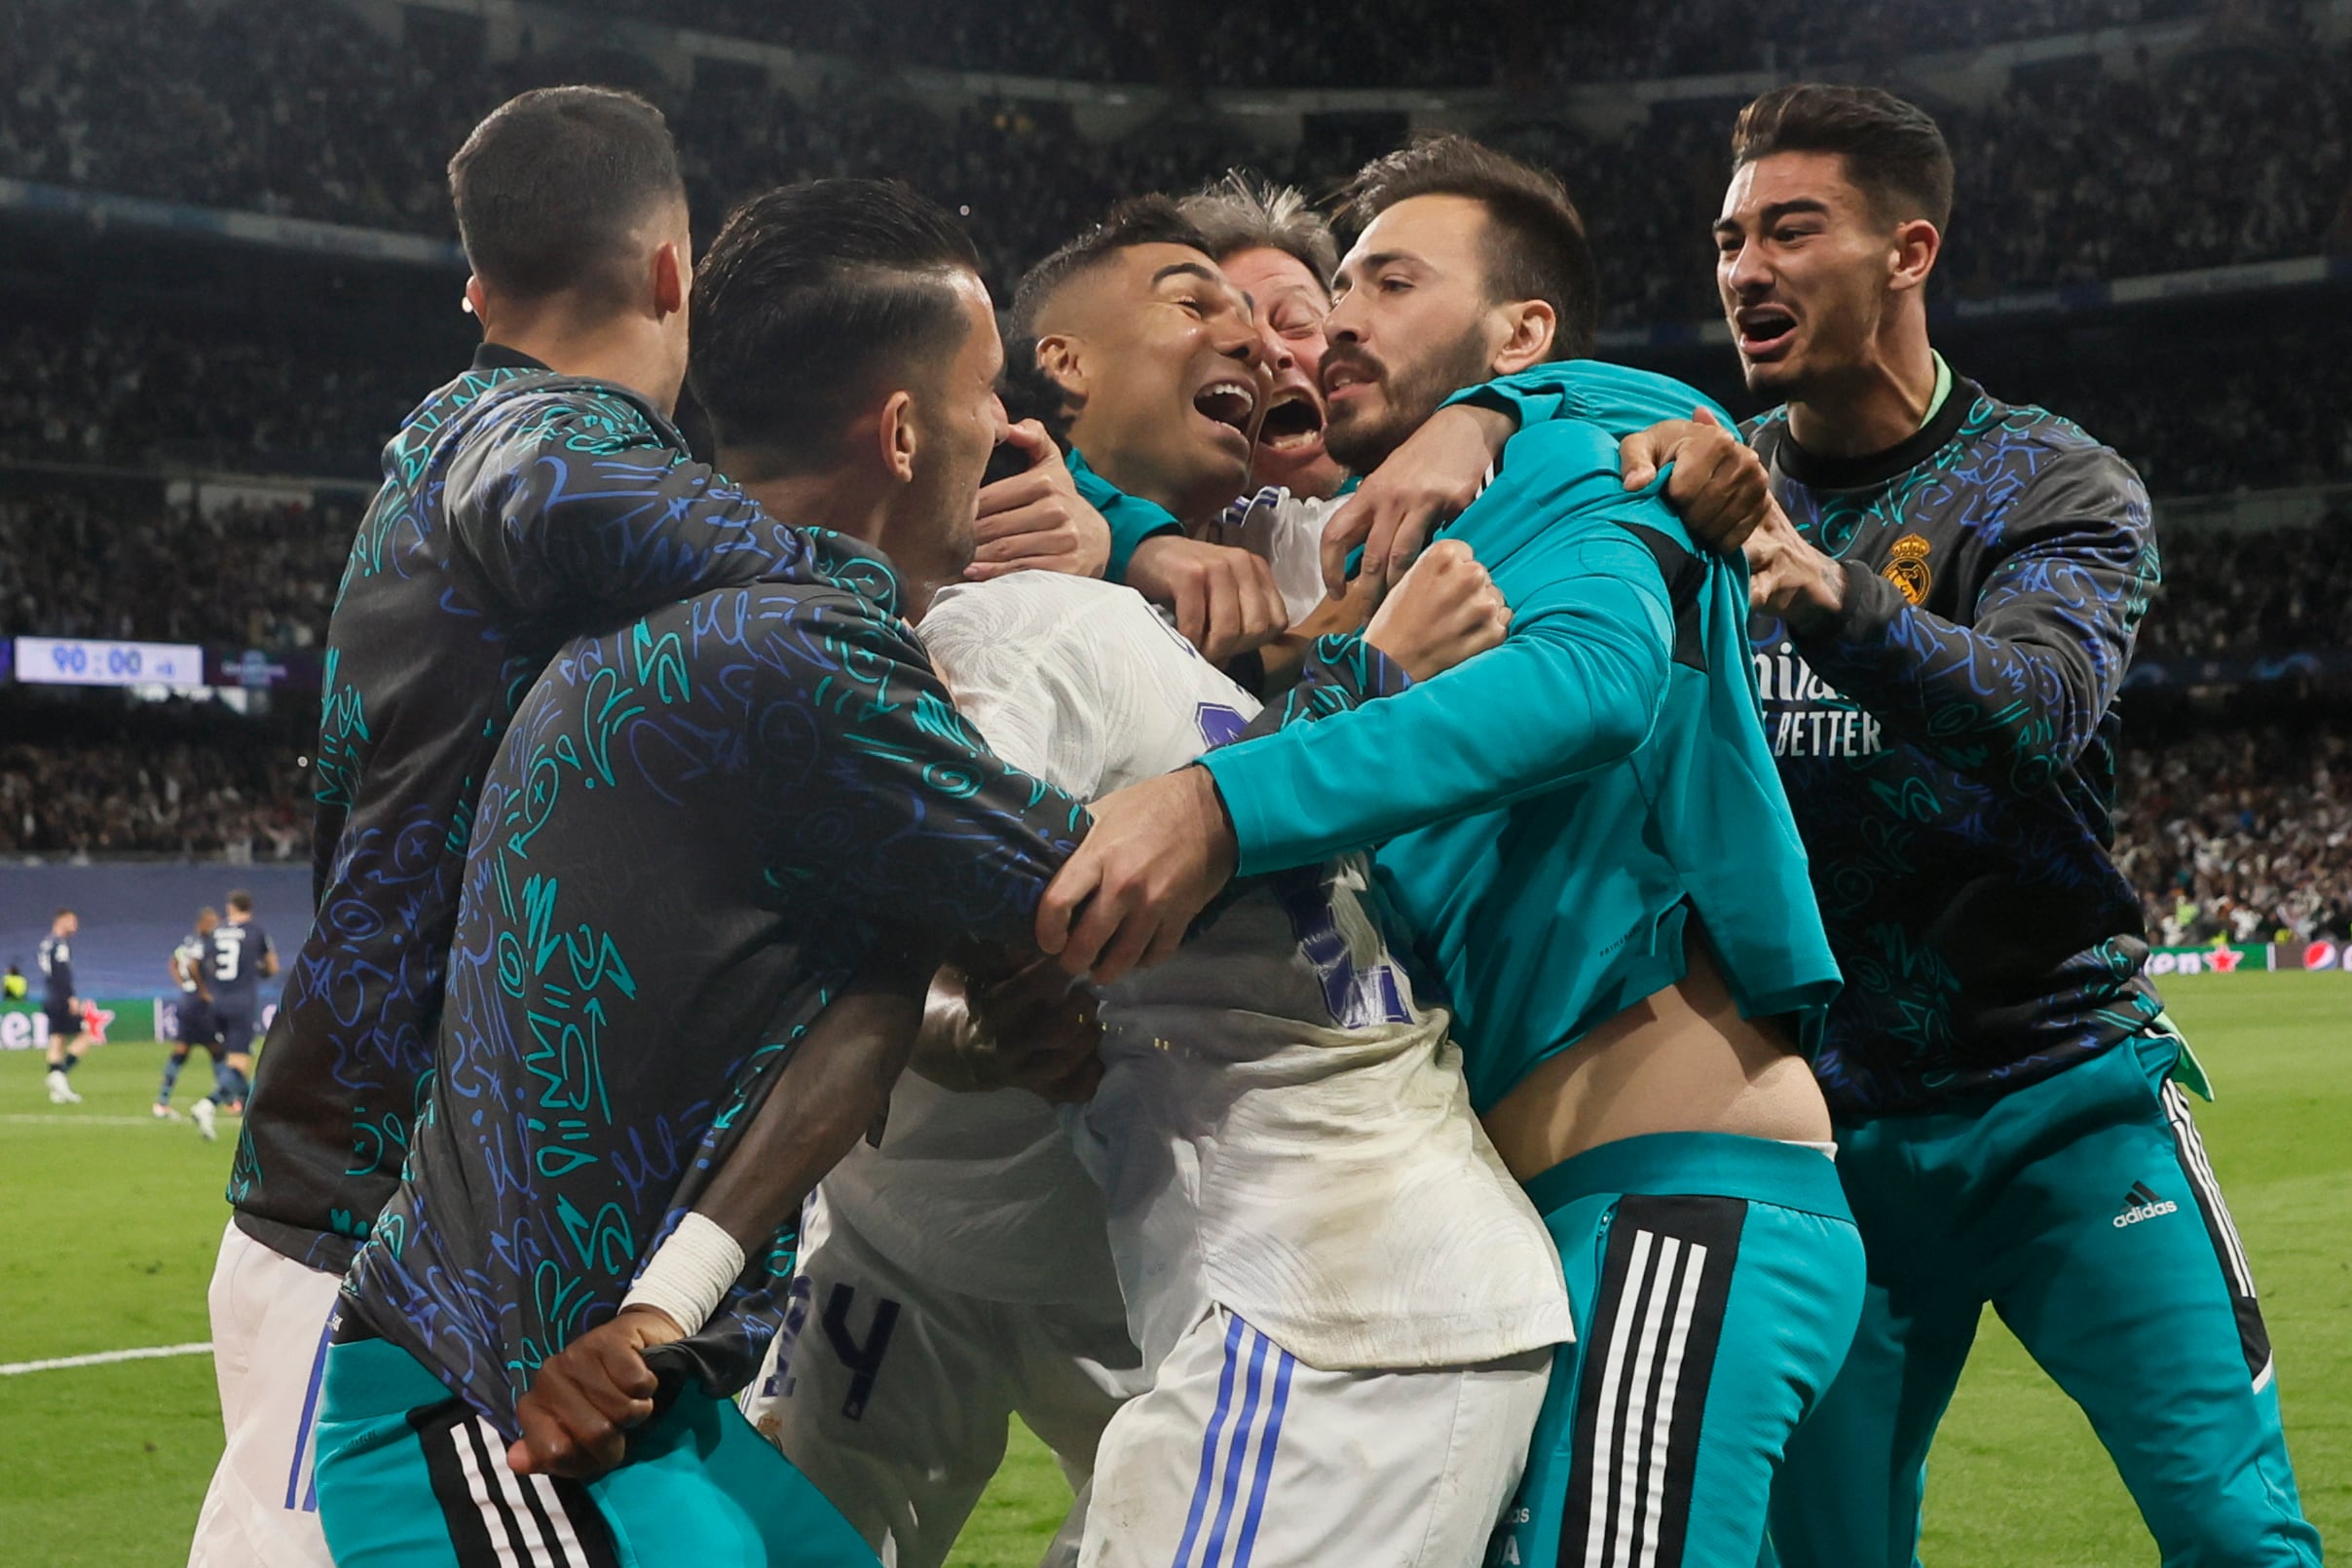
233, 344, 834, 1274
921, 571, 1570, 1373
36, 934, 72, 1005
1475, 363, 2164, 1113
205, 921, 272, 1012
1203, 485, 1336, 625
1201, 362, 1839, 1113
342, 562, 1090, 1434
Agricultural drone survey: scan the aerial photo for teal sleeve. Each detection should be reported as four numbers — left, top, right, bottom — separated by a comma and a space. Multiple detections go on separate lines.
1069, 459, 1182, 583
1199, 429, 1677, 875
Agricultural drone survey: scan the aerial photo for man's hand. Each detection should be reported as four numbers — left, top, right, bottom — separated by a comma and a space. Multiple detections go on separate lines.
959, 959, 1106, 1102
507, 1304, 683, 1480
1320, 402, 1515, 599
1125, 536, 1288, 664
1618, 408, 1772, 552
1743, 499, 1847, 633
1363, 539, 1511, 681
969, 422, 1112, 580
1036, 766, 1237, 984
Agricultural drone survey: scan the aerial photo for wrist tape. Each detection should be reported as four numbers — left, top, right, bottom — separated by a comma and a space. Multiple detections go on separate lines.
619, 1212, 744, 1336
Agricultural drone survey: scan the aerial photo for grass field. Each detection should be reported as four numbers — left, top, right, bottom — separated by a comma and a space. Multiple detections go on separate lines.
2, 971, 2342, 1565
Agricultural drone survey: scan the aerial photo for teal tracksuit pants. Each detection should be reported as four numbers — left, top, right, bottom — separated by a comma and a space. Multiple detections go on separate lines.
1767, 1031, 2322, 1567
314, 1332, 878, 1567
1490, 1133, 1866, 1568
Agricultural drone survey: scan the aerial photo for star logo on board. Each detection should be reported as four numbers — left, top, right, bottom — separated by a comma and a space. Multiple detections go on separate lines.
2205, 947, 2243, 973
81, 1004, 117, 1043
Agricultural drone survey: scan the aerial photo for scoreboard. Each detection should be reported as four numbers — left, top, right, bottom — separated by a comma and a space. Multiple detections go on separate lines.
13, 636, 207, 689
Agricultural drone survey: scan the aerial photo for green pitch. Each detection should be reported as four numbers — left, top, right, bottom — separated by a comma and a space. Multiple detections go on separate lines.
2, 973, 2342, 1566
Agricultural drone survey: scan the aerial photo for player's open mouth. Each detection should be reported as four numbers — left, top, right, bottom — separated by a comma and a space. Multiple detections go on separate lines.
1322, 359, 1377, 404
1256, 391, 1325, 454
1193, 379, 1259, 436
1735, 305, 1798, 358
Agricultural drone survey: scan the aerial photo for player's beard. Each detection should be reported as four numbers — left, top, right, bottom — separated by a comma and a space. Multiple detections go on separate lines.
1324, 327, 1500, 473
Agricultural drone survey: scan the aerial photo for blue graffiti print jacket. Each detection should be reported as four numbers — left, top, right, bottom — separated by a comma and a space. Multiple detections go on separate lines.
233, 345, 847, 1273
343, 563, 1094, 1435
1743, 379, 2163, 1114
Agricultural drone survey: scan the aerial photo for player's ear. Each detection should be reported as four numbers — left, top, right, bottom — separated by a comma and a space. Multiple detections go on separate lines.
877, 390, 920, 485
1490, 299, 1556, 377
650, 240, 689, 321
1888, 218, 1940, 295
1034, 333, 1087, 403
462, 276, 488, 326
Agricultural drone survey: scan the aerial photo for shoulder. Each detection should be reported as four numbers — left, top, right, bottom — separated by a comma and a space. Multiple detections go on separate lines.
923, 573, 1164, 654
1963, 392, 2151, 535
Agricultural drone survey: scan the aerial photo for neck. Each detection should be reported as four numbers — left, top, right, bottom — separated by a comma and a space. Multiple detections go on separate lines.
1784, 317, 1938, 460
1072, 419, 1222, 526
735, 467, 948, 621
481, 298, 673, 418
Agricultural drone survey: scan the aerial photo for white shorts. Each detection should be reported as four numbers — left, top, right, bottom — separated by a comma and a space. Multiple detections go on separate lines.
190, 1219, 342, 1568
1083, 1305, 1549, 1568
742, 1200, 1145, 1568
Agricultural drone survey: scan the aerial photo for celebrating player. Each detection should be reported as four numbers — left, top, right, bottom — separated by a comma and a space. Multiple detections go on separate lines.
313, 174, 1100, 1566
195, 89, 932, 1568
1035, 137, 1865, 1568
37, 908, 89, 1103
157, 906, 222, 1124
1618, 85, 2317, 1567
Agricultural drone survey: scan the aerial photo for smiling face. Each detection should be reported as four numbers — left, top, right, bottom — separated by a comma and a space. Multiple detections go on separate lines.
1715, 150, 1920, 403
1321, 195, 1521, 472
1035, 242, 1268, 522
1220, 244, 1346, 499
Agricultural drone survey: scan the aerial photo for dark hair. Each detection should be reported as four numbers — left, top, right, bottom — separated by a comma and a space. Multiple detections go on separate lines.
1008, 195, 1213, 347
1177, 172, 1337, 286
1732, 85, 1955, 232
447, 87, 685, 303
1002, 195, 1216, 437
227, 890, 253, 914
1343, 135, 1598, 362
690, 179, 984, 476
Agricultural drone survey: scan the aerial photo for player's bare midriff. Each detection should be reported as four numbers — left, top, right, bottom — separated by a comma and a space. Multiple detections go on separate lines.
1478, 927, 1831, 1184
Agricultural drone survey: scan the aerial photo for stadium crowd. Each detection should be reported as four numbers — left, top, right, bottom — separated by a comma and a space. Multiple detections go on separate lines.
3, 0, 2346, 317
0, 705, 309, 859
0, 489, 351, 653
2116, 722, 2352, 944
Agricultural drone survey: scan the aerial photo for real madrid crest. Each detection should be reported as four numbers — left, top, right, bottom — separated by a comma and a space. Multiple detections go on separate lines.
1882, 534, 1933, 605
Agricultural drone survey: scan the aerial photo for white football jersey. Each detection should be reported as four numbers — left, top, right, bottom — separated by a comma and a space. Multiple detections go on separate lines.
915, 571, 1570, 1374
1201, 486, 1338, 627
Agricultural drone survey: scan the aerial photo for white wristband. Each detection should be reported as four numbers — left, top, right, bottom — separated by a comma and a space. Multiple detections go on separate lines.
620, 1212, 745, 1337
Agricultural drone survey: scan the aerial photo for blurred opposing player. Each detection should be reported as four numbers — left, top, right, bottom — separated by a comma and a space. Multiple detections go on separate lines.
190, 889, 276, 1139
1039, 138, 1863, 1568
37, 908, 88, 1103
156, 906, 222, 1123
195, 89, 894, 1568
1623, 85, 2315, 1567
315, 176, 1094, 1567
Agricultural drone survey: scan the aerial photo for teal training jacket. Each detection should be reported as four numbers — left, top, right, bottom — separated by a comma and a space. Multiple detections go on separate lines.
1199, 360, 1841, 1111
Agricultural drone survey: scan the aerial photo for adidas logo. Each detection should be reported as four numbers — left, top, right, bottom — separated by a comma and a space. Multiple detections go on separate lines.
2113, 1180, 2180, 1228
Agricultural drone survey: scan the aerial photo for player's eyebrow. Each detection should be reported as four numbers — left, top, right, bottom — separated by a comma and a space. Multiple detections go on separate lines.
1716, 198, 1833, 236
1150, 261, 1224, 289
